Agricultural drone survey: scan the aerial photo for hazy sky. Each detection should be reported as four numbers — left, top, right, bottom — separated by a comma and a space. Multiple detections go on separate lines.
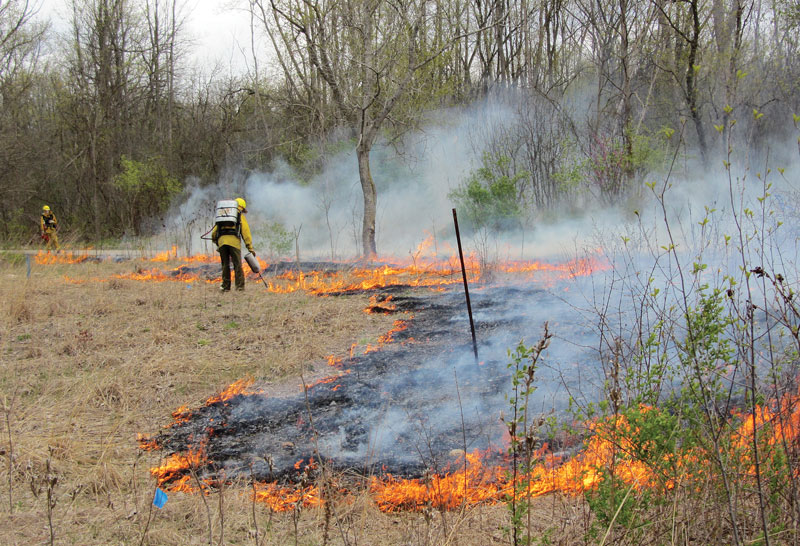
35, 0, 257, 72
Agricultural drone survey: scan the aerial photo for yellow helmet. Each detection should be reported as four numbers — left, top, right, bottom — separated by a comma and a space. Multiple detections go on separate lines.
235, 197, 247, 211
43, 205, 50, 211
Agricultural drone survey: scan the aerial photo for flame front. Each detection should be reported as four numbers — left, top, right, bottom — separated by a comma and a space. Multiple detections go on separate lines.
34, 250, 92, 264
371, 451, 508, 511
205, 377, 261, 405
150, 447, 208, 492
253, 483, 322, 512
40, 245, 608, 292
142, 381, 800, 513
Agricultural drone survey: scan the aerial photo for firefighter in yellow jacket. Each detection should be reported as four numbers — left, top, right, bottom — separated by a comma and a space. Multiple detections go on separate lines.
211, 198, 255, 291
40, 205, 60, 251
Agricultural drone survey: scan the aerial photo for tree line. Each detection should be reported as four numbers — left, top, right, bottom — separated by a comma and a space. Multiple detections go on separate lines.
1, 0, 798, 253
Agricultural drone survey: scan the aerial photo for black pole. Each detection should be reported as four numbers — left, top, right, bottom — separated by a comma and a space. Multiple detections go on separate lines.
452, 208, 478, 362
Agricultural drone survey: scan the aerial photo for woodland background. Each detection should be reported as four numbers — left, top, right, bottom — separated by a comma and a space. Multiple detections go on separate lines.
1, 0, 799, 252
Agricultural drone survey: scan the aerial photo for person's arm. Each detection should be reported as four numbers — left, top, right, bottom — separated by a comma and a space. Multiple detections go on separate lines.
52, 214, 58, 230
240, 215, 255, 253
40, 216, 45, 234
211, 225, 218, 245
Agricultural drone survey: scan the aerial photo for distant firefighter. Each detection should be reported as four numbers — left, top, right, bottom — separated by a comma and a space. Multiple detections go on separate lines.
211, 197, 256, 291
40, 205, 60, 251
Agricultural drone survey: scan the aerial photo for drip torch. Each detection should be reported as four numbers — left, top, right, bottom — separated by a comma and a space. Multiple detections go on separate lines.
244, 252, 269, 289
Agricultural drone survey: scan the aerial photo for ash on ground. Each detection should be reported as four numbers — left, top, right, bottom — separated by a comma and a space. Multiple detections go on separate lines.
152, 280, 600, 485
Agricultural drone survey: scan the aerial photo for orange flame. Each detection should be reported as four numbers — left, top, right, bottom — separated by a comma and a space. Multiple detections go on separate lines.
371, 451, 508, 511
365, 294, 397, 314
364, 319, 412, 354
205, 377, 261, 405
149, 245, 178, 262
150, 447, 208, 488
253, 482, 323, 512
34, 250, 93, 264
136, 433, 160, 451
167, 405, 192, 427
144, 388, 800, 513
42, 245, 609, 293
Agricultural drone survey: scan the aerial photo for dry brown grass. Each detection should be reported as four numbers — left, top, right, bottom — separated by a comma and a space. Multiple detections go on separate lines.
0, 254, 587, 545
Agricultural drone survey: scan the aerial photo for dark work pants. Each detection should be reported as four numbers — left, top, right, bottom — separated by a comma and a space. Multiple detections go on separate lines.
219, 245, 244, 290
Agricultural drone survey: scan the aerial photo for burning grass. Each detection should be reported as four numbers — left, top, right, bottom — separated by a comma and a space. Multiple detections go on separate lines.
0, 250, 605, 544
1, 251, 596, 544
3, 249, 800, 544
0, 254, 448, 544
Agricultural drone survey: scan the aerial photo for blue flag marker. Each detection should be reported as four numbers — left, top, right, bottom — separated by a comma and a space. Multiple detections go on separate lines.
153, 488, 168, 509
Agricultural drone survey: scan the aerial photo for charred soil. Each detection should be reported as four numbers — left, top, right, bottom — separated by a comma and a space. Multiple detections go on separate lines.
0, 255, 586, 545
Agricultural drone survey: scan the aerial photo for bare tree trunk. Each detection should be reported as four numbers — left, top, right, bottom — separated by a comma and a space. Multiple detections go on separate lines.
619, 0, 633, 183
356, 143, 377, 259
686, 0, 708, 160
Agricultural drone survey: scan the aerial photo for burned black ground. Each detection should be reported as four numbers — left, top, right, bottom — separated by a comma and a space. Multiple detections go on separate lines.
150, 273, 598, 488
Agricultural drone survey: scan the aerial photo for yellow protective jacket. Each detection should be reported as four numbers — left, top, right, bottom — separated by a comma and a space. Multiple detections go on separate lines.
211, 212, 254, 253
41, 212, 58, 233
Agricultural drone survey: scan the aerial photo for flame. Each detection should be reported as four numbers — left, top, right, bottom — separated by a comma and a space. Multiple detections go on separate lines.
137, 433, 160, 451
499, 255, 607, 277
34, 250, 93, 264
368, 417, 651, 512
148, 250, 223, 265
370, 390, 800, 512
111, 268, 211, 284
327, 355, 344, 369
168, 405, 192, 426
378, 319, 410, 343
131, 243, 635, 510
149, 245, 178, 262
150, 447, 208, 488
253, 482, 322, 512
179, 254, 221, 265
262, 263, 464, 295
38, 243, 608, 293
365, 294, 397, 314
144, 388, 800, 513
371, 451, 508, 511
364, 319, 412, 354
411, 233, 436, 258
205, 377, 261, 405
302, 370, 351, 390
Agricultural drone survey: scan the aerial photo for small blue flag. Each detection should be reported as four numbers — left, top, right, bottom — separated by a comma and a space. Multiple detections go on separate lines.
153, 488, 168, 509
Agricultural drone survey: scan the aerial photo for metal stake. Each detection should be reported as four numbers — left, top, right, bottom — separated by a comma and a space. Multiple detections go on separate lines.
452, 208, 478, 362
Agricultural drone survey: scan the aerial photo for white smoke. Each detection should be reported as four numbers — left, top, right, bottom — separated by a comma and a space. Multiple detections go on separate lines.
165, 92, 800, 272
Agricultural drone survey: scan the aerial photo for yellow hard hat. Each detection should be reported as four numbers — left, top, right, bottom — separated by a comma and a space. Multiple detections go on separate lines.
235, 197, 247, 211
43, 205, 50, 211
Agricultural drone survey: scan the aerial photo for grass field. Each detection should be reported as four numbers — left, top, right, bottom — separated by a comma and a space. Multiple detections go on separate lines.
0, 253, 584, 545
